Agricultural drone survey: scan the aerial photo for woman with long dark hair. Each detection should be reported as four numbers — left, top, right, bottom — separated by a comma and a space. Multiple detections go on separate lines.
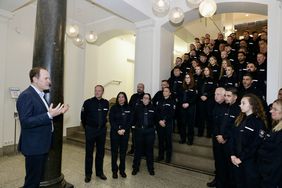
230, 93, 267, 188
179, 73, 198, 145
197, 66, 216, 137
109, 92, 131, 179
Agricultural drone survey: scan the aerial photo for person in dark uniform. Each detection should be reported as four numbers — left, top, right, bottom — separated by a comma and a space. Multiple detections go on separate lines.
179, 73, 198, 145
230, 93, 267, 188
132, 93, 156, 176
152, 80, 169, 106
197, 67, 216, 137
207, 87, 227, 188
218, 65, 238, 89
214, 87, 241, 188
239, 73, 264, 101
168, 67, 184, 133
258, 99, 282, 188
156, 87, 176, 163
109, 92, 132, 179
81, 85, 109, 182
127, 83, 145, 154
208, 56, 220, 82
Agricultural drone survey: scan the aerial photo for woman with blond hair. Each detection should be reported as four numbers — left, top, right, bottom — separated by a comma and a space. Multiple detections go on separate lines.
230, 93, 267, 188
258, 99, 282, 188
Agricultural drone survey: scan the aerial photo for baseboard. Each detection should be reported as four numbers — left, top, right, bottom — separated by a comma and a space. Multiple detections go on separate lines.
0, 144, 18, 157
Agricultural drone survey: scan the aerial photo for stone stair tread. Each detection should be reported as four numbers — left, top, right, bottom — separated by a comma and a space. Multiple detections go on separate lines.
66, 130, 213, 159
66, 126, 215, 174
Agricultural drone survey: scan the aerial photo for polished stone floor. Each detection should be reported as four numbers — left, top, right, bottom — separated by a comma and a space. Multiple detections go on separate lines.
0, 143, 213, 188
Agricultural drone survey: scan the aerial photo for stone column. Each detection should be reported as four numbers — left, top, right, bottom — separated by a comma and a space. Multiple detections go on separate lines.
32, 0, 73, 187
134, 20, 174, 95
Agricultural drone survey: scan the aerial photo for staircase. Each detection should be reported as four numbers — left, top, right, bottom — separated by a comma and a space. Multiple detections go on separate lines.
66, 125, 215, 175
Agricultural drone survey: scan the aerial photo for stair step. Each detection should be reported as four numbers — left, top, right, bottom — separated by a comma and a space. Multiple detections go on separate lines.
66, 126, 215, 174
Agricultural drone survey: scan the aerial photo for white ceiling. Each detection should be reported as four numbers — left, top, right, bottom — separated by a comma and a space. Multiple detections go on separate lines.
0, 0, 268, 44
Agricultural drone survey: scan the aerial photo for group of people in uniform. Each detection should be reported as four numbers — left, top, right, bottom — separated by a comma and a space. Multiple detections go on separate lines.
80, 27, 281, 187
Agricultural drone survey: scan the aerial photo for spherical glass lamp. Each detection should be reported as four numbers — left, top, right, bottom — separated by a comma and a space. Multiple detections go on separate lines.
85, 31, 98, 44
169, 7, 184, 24
152, 0, 170, 15
72, 35, 84, 47
199, 0, 217, 17
66, 24, 79, 38
186, 0, 202, 5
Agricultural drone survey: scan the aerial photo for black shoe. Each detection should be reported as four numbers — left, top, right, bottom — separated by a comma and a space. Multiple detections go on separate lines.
165, 158, 171, 163
132, 169, 138, 175
120, 171, 127, 178
112, 172, 118, 179
84, 176, 91, 183
96, 174, 107, 180
187, 141, 193, 145
206, 178, 216, 187
127, 149, 134, 155
178, 140, 185, 144
149, 170, 155, 176
156, 156, 164, 162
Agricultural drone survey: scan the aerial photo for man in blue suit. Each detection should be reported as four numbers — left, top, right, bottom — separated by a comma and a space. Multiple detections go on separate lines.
17, 67, 69, 188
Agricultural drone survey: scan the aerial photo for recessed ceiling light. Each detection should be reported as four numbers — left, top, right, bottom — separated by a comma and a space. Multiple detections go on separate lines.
245, 14, 249, 17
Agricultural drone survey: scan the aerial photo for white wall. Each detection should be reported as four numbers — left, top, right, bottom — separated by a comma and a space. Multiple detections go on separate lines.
2, 5, 36, 147
63, 37, 85, 134
84, 36, 135, 101
0, 5, 88, 148
0, 10, 12, 148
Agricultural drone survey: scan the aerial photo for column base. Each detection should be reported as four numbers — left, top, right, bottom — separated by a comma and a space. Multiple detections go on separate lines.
40, 174, 73, 188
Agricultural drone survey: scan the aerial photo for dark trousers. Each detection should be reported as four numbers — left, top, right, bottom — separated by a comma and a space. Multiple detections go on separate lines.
24, 153, 48, 188
110, 130, 129, 173
157, 123, 173, 160
259, 160, 282, 188
213, 138, 232, 188
180, 105, 196, 143
232, 159, 260, 188
198, 99, 214, 136
85, 127, 106, 177
174, 104, 182, 133
129, 127, 135, 152
132, 128, 155, 172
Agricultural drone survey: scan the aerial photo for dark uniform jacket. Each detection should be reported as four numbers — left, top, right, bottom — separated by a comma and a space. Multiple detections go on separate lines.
180, 87, 198, 106
133, 104, 156, 129
219, 102, 240, 141
156, 97, 176, 123
81, 97, 109, 128
129, 93, 144, 109
198, 76, 216, 99
109, 104, 132, 132
230, 114, 265, 162
258, 129, 282, 187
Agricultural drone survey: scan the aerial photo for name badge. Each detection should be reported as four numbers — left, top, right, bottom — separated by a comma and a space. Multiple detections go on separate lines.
245, 126, 254, 132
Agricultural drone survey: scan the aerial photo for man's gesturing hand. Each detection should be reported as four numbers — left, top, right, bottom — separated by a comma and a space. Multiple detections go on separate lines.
48, 103, 69, 117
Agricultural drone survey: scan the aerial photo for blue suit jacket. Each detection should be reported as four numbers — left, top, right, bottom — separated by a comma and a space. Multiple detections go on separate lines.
16, 86, 53, 155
